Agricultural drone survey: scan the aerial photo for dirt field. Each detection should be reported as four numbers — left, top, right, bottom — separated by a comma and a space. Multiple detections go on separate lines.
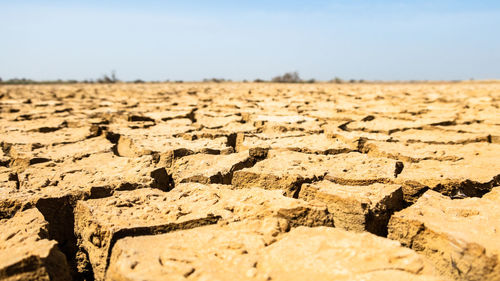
0, 82, 499, 281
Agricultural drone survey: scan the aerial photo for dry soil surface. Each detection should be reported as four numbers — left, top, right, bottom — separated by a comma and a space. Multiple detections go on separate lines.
0, 82, 499, 281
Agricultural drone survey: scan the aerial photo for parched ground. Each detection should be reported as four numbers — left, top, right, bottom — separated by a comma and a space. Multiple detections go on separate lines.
0, 82, 499, 281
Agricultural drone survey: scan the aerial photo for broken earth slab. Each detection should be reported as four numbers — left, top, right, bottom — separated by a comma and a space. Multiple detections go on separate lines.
106, 218, 289, 281
178, 121, 258, 140
75, 184, 332, 280
107, 220, 443, 281
237, 131, 309, 143
143, 108, 197, 122
325, 126, 392, 142
322, 123, 392, 149
231, 150, 331, 197
8, 136, 114, 170
168, 151, 256, 185
0, 126, 101, 148
252, 114, 316, 124
116, 134, 231, 164
388, 189, 500, 281
362, 141, 500, 163
172, 120, 258, 151
323, 151, 403, 185
259, 119, 324, 134
258, 226, 444, 281
107, 119, 196, 139
0, 208, 71, 281
304, 107, 368, 122
390, 129, 490, 144
232, 150, 402, 197
243, 114, 323, 133
13, 152, 168, 203
459, 107, 500, 125
0, 118, 102, 168
298, 180, 403, 235
344, 117, 430, 134
0, 117, 68, 133
395, 158, 500, 203
236, 133, 355, 155
431, 123, 500, 144
194, 114, 243, 129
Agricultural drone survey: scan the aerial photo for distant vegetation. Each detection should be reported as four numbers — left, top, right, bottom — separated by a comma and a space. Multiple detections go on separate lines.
96, 71, 119, 83
0, 71, 120, 85
270, 72, 316, 83
330, 77, 344, 83
0, 78, 79, 85
202, 78, 232, 83
272, 71, 301, 83
1, 73, 470, 85
0, 75, 365, 85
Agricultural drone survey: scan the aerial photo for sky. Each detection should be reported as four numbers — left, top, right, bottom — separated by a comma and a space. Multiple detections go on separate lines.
1, 0, 499, 81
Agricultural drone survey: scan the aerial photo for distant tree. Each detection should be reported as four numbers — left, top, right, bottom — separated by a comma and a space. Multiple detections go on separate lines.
330, 77, 344, 84
254, 78, 265, 83
4, 78, 36, 84
272, 72, 301, 83
133, 79, 145, 83
97, 71, 119, 83
0, 77, 2, 83
203, 78, 229, 83
97, 75, 112, 83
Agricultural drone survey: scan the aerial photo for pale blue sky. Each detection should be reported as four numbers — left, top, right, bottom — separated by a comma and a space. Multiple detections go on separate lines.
1, 1, 499, 81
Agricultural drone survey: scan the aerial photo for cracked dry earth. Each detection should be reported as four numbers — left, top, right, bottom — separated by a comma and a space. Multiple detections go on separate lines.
0, 82, 499, 281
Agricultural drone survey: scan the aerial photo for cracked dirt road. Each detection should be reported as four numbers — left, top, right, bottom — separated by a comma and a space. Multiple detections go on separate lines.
0, 82, 499, 281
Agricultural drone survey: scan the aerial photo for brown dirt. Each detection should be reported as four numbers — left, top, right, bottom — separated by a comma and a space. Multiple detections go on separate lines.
0, 82, 499, 281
